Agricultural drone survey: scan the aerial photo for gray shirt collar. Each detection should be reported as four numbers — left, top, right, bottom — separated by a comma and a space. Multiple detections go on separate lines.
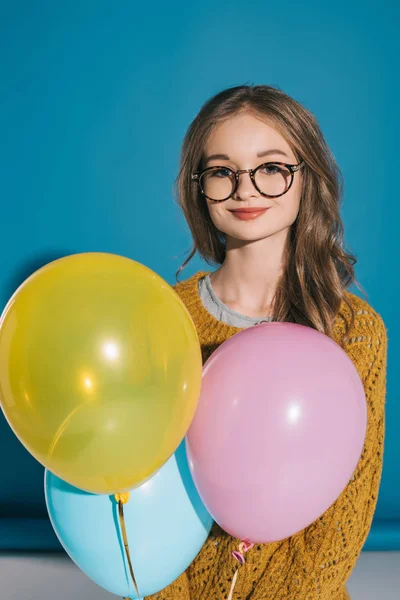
198, 273, 274, 328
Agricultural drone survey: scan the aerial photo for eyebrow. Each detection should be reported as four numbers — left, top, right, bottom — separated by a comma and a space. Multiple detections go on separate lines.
204, 148, 289, 165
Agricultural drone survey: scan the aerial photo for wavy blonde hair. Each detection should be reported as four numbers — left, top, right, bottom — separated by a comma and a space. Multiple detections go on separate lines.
173, 84, 366, 346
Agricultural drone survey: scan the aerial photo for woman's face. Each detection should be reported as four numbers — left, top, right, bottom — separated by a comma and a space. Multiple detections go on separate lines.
201, 112, 303, 243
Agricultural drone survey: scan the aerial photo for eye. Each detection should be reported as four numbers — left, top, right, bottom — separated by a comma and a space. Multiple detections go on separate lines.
260, 163, 281, 175
209, 167, 233, 178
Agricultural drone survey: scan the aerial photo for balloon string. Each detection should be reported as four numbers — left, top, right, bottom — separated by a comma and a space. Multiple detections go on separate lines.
227, 569, 239, 600
115, 492, 141, 599
228, 540, 254, 600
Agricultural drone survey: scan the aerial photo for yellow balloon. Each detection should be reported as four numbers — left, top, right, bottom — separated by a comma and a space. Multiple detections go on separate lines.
0, 253, 202, 494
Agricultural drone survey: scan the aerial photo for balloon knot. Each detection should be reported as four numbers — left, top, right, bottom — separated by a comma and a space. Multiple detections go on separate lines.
115, 492, 130, 504
232, 540, 254, 565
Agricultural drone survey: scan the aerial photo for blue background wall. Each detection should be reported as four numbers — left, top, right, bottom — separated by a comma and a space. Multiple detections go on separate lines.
0, 1, 398, 550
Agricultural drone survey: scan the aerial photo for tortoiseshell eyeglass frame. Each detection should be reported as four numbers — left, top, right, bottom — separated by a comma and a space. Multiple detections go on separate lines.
191, 160, 305, 203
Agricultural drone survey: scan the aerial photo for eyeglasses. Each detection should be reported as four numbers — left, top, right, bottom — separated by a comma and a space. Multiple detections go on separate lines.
191, 161, 305, 203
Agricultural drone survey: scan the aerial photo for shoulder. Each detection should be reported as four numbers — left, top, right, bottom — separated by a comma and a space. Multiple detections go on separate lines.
172, 269, 207, 289
172, 270, 208, 303
338, 290, 387, 340
170, 270, 211, 328
336, 290, 388, 386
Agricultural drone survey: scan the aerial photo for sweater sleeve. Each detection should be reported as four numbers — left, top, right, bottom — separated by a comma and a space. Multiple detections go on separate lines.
185, 312, 388, 600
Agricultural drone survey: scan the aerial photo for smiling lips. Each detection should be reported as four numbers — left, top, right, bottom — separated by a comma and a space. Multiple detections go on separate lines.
229, 207, 271, 221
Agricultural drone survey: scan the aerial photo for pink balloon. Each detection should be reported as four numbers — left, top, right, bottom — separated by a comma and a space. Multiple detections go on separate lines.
186, 322, 367, 543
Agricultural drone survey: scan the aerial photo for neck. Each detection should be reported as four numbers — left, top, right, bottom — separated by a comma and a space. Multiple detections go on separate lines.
210, 228, 289, 315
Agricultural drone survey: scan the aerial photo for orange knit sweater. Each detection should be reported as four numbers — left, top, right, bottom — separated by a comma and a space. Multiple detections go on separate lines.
147, 270, 388, 600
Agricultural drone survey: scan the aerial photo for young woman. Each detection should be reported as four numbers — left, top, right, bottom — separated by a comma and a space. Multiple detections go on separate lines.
147, 84, 388, 600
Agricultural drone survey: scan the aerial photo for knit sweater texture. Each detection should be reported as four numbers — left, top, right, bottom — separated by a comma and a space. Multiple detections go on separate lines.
146, 270, 388, 600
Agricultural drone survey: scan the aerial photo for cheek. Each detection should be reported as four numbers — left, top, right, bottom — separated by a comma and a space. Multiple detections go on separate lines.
207, 205, 227, 228
279, 189, 301, 218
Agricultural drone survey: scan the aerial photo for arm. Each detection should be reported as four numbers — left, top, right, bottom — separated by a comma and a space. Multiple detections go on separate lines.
185, 312, 388, 599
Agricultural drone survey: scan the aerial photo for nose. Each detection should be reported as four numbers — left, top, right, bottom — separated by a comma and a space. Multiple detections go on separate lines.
233, 170, 258, 200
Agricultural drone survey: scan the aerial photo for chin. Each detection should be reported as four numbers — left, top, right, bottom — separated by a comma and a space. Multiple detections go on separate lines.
224, 226, 276, 243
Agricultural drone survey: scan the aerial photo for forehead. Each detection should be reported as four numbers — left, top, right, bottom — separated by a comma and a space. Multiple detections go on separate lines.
204, 112, 294, 161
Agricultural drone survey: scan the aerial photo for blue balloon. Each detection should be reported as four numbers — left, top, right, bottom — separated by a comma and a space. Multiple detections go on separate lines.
45, 441, 213, 599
